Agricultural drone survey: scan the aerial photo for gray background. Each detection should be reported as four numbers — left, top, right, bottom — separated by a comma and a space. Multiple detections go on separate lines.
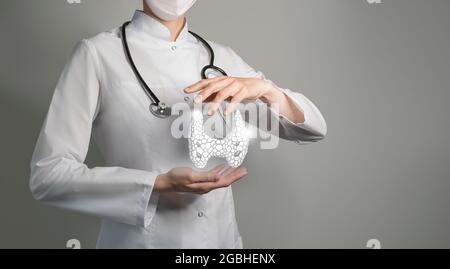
0, 0, 449, 249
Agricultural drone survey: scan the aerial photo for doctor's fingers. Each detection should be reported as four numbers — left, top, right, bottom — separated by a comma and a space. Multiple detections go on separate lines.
193, 78, 234, 104
224, 91, 247, 116
185, 76, 228, 93
218, 166, 248, 187
207, 82, 243, 115
188, 164, 225, 183
219, 166, 236, 177
189, 167, 248, 194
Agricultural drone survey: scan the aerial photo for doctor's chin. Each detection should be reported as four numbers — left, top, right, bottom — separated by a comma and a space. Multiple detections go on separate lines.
1, 0, 449, 259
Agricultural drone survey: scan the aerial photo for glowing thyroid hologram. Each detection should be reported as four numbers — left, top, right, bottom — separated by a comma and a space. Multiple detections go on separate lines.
189, 109, 249, 169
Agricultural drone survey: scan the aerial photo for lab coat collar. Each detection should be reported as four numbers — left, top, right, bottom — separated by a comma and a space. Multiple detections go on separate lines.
130, 10, 190, 43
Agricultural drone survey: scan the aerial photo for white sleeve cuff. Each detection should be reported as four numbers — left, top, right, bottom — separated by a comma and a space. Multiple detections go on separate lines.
266, 83, 327, 143
136, 170, 161, 228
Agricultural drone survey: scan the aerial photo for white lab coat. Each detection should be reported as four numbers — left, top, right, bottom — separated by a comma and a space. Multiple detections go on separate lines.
30, 11, 327, 249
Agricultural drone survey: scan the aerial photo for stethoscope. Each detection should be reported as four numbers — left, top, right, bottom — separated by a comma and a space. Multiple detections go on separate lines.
121, 21, 228, 119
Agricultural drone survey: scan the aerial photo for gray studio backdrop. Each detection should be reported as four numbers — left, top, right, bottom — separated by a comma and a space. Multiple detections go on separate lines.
1, 0, 449, 249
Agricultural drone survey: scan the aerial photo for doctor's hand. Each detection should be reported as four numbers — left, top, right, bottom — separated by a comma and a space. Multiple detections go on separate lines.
185, 76, 279, 116
185, 76, 306, 124
154, 164, 247, 194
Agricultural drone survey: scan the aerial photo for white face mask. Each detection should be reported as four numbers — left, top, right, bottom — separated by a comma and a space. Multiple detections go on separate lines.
145, 0, 197, 21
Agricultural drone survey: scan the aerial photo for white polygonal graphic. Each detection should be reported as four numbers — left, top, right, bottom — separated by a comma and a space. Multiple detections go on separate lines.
189, 109, 249, 169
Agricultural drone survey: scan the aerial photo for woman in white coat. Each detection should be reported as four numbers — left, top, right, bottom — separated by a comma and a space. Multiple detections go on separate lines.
30, 0, 327, 249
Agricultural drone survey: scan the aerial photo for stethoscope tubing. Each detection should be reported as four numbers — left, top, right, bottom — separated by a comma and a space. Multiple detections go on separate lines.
121, 21, 161, 105
121, 21, 227, 118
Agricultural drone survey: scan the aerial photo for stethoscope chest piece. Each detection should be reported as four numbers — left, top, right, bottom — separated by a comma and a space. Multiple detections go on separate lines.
150, 102, 172, 118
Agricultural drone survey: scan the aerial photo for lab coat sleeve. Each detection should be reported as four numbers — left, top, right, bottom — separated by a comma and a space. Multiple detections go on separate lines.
29, 40, 159, 228
226, 47, 327, 144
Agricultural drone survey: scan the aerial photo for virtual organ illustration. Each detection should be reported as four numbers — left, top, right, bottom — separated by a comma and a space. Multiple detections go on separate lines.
189, 109, 249, 168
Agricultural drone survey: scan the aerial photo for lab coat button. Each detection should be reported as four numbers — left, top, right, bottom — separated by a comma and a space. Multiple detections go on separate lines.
171, 46, 177, 51
198, 211, 204, 218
